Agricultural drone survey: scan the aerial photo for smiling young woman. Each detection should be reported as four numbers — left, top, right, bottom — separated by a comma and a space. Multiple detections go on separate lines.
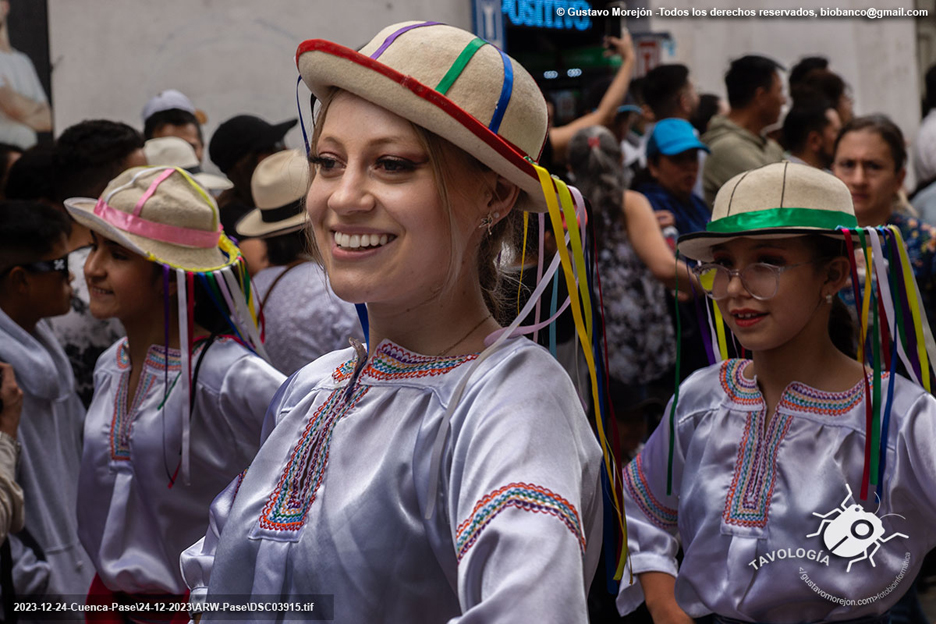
181, 21, 604, 623
617, 162, 936, 624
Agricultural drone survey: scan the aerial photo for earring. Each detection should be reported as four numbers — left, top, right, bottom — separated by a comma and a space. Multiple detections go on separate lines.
825, 293, 833, 303
479, 211, 499, 236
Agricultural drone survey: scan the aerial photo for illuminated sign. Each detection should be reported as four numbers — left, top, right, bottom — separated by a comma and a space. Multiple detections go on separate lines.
502, 0, 595, 31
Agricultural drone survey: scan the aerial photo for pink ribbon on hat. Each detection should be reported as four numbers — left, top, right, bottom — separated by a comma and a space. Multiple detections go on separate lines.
92, 167, 222, 248
94, 199, 222, 248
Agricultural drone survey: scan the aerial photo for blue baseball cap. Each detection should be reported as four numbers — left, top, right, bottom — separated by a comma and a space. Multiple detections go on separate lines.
646, 118, 710, 158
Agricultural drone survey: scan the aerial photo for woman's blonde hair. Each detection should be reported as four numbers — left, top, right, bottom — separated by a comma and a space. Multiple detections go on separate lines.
305, 89, 523, 322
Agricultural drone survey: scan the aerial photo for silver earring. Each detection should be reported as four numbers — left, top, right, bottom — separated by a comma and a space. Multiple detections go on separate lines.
479, 211, 499, 236
825, 293, 833, 303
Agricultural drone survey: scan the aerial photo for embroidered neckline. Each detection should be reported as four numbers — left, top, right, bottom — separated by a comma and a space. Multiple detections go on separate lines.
115, 340, 182, 372
720, 359, 877, 417
331, 339, 478, 383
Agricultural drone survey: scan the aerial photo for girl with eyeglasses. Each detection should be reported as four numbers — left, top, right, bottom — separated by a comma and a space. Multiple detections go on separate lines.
617, 162, 936, 624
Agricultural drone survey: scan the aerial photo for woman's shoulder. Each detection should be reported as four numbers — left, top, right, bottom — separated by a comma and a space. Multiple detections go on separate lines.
887, 371, 936, 413
195, 336, 288, 390
269, 346, 358, 405
468, 337, 571, 386
670, 359, 749, 419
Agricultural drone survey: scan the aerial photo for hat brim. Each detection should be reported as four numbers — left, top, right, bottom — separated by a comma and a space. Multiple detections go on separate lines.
677, 227, 860, 262
235, 208, 307, 239
192, 172, 234, 191
268, 119, 298, 145
64, 197, 237, 272
297, 40, 548, 212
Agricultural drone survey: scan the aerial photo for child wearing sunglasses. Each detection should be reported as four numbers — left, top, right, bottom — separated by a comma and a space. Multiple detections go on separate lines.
617, 162, 936, 623
0, 201, 95, 601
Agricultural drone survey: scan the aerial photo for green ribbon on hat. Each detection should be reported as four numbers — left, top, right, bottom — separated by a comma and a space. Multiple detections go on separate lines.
706, 207, 858, 233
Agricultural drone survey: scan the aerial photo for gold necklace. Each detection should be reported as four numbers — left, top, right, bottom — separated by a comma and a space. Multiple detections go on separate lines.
437, 313, 493, 356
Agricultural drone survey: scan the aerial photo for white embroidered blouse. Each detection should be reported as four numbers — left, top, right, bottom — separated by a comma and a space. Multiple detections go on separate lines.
618, 359, 936, 623
182, 338, 603, 622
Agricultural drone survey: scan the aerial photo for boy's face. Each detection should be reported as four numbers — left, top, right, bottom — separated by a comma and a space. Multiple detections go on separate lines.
26, 236, 74, 319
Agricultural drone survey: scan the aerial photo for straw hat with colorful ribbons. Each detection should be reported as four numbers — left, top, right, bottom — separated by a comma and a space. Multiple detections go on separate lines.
295, 21, 632, 581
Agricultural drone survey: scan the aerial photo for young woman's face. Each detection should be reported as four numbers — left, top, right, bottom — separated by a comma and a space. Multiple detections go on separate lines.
711, 237, 832, 354
832, 130, 905, 224
84, 234, 163, 322
306, 91, 485, 310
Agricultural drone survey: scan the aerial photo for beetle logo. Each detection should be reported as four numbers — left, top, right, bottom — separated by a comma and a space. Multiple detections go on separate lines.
806, 484, 907, 573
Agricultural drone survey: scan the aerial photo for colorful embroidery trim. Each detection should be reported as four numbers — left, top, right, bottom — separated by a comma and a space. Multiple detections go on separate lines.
109, 343, 182, 462
332, 357, 357, 383
330, 342, 477, 384
258, 384, 369, 533
722, 358, 875, 416
778, 379, 868, 416
363, 343, 476, 381
116, 340, 130, 370
720, 360, 762, 407
623, 455, 678, 530
455, 482, 585, 561
723, 409, 792, 528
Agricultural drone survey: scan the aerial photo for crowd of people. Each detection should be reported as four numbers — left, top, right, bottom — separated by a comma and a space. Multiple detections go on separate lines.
0, 16, 935, 624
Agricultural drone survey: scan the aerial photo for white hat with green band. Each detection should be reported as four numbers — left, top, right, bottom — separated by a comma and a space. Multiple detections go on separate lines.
678, 161, 859, 261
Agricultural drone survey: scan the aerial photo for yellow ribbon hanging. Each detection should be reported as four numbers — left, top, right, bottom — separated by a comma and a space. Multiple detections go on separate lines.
858, 242, 874, 364
712, 301, 729, 361
556, 182, 594, 341
533, 165, 629, 580
517, 212, 529, 316
888, 227, 931, 392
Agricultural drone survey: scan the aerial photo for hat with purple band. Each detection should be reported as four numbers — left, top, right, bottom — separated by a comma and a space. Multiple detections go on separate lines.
295, 21, 550, 212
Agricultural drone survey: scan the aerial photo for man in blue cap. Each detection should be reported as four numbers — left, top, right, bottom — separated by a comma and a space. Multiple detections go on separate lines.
633, 118, 711, 237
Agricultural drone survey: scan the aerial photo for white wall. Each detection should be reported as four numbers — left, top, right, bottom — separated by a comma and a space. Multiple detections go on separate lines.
644, 0, 922, 181
48, 0, 471, 164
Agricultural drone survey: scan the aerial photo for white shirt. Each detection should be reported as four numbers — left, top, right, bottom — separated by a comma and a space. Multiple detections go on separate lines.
252, 262, 362, 375
78, 337, 285, 594
182, 338, 603, 622
618, 359, 936, 622
0, 48, 48, 148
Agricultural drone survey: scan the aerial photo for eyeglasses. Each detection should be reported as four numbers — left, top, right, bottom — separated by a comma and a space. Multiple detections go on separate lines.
0, 254, 70, 280
691, 261, 815, 301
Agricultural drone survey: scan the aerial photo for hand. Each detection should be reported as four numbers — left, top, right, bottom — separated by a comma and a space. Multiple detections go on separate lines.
0, 363, 23, 439
648, 600, 695, 624
655, 211, 676, 229
604, 31, 634, 64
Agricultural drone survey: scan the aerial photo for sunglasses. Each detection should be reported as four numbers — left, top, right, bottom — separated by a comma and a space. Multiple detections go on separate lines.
0, 254, 70, 280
